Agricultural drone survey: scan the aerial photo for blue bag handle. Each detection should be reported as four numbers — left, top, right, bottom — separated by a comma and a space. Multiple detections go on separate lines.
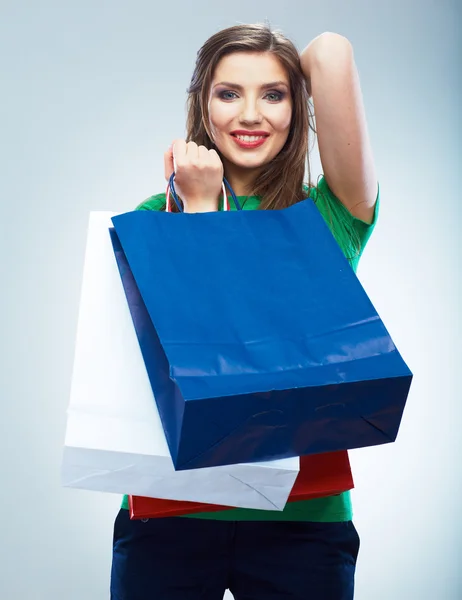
168, 172, 242, 212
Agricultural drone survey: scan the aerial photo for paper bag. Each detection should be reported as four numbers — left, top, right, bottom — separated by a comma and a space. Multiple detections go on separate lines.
61, 212, 299, 511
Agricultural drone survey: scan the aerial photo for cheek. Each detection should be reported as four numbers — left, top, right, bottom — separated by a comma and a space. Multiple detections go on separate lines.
273, 105, 292, 133
209, 102, 234, 137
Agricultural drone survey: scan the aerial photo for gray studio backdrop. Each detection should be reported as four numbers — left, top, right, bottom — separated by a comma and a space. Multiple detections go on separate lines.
1, 1, 460, 599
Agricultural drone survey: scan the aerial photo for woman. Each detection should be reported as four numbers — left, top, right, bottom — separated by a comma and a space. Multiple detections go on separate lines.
111, 23, 379, 600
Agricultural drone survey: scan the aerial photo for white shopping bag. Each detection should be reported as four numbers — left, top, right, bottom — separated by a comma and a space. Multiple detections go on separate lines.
62, 212, 299, 511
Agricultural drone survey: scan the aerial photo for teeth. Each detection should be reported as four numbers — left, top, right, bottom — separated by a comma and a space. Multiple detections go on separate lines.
236, 135, 265, 142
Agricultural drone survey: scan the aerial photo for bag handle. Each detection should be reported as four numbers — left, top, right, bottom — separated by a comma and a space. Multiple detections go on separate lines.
166, 173, 242, 213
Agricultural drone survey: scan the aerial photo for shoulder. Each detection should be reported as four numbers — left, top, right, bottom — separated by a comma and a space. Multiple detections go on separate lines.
305, 175, 380, 268
135, 192, 166, 211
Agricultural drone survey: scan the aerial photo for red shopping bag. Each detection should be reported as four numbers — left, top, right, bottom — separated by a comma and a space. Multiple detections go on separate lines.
129, 451, 354, 519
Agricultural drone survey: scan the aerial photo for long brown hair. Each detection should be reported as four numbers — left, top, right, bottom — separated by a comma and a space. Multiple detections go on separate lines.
185, 23, 315, 210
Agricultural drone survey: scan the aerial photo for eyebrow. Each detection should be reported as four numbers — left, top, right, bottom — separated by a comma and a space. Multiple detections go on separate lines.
213, 80, 289, 91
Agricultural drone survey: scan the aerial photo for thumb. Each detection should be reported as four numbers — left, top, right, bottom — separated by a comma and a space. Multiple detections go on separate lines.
164, 143, 174, 182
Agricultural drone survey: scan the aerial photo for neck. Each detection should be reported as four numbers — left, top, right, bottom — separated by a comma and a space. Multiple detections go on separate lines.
222, 160, 262, 196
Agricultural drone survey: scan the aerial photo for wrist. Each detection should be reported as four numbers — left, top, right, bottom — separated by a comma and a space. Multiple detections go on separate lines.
183, 196, 220, 213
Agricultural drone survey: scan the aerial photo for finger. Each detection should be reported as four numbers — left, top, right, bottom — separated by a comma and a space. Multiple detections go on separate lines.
163, 143, 175, 181
208, 148, 224, 169
198, 145, 210, 162
186, 141, 200, 161
172, 139, 187, 171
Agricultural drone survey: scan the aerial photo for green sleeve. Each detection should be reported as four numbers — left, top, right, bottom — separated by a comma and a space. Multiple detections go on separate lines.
135, 192, 166, 211
309, 176, 380, 270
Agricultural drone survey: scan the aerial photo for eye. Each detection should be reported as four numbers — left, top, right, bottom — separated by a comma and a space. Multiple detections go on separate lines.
218, 90, 239, 101
264, 90, 285, 102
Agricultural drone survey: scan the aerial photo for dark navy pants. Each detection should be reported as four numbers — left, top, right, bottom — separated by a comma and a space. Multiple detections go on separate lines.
111, 509, 360, 599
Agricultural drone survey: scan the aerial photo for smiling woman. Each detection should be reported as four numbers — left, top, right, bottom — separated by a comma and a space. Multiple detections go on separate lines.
171, 24, 314, 212
111, 22, 380, 600
207, 52, 293, 194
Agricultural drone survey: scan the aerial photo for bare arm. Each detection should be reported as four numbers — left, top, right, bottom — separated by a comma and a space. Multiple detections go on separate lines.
300, 32, 378, 224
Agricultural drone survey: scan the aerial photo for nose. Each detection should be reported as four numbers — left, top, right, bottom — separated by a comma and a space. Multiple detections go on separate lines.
239, 97, 262, 124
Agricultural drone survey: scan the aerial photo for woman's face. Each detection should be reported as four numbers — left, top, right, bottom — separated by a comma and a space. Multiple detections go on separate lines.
208, 51, 292, 189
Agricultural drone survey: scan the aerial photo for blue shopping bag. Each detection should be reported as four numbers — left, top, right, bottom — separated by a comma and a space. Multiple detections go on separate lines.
110, 177, 412, 471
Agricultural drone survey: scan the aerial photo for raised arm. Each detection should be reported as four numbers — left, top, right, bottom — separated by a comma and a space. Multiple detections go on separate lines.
300, 32, 378, 224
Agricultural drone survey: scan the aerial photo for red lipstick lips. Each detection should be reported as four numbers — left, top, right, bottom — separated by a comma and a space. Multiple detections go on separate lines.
230, 130, 269, 149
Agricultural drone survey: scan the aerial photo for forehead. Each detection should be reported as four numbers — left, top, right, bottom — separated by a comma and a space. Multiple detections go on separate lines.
212, 52, 289, 85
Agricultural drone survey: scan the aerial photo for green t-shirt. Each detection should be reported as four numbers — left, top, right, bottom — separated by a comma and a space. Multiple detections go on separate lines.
121, 175, 379, 522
